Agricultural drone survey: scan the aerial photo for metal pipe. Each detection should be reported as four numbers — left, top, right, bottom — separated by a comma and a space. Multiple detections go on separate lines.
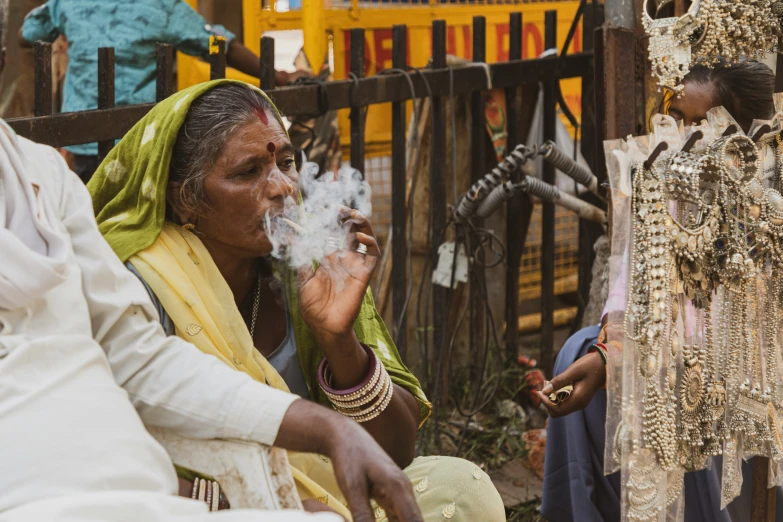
539, 140, 601, 196
468, 174, 606, 224
454, 144, 532, 222
605, 0, 635, 29
521, 177, 606, 223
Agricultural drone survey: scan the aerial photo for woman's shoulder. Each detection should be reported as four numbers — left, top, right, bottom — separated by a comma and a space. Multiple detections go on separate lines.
124, 261, 175, 335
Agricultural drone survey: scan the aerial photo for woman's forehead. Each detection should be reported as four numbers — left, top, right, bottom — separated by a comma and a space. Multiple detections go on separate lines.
672, 82, 719, 113
227, 118, 291, 149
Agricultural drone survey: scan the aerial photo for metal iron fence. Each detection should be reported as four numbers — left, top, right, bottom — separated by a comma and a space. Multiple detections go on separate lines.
7, 12, 598, 382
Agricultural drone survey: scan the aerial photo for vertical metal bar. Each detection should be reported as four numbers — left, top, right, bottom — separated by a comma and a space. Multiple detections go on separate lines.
350, 28, 366, 175
430, 18, 447, 421
504, 12, 524, 364
540, 10, 557, 379
470, 16, 487, 183
260, 36, 276, 91
156, 43, 175, 103
97, 47, 116, 163
750, 457, 776, 522
209, 37, 227, 80
469, 15, 487, 377
34, 42, 53, 117
575, 5, 604, 330
391, 25, 407, 359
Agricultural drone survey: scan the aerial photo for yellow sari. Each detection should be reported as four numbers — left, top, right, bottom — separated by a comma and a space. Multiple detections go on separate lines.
131, 223, 351, 517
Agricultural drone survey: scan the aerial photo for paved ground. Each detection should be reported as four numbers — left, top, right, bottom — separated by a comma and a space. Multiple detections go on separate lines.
490, 458, 543, 509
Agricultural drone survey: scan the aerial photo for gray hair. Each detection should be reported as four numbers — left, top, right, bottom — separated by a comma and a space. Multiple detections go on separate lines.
169, 84, 277, 217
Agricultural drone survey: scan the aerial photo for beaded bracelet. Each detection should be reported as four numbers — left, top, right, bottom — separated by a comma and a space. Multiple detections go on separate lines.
318, 344, 393, 422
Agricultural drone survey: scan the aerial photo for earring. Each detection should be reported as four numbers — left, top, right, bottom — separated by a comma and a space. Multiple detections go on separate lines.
182, 223, 196, 231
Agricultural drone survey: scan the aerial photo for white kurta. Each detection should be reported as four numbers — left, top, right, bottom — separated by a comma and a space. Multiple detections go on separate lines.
0, 131, 338, 521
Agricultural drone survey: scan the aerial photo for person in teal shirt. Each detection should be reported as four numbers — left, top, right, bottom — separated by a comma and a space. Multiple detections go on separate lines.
19, 0, 306, 182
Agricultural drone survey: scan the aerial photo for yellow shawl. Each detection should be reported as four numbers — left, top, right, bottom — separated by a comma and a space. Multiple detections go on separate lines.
131, 224, 351, 517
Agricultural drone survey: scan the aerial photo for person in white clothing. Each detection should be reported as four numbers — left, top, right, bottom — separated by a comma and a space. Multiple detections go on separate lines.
0, 2, 422, 521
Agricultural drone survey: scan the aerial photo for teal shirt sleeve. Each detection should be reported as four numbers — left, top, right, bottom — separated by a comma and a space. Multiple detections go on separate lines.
166, 0, 236, 61
21, 1, 61, 44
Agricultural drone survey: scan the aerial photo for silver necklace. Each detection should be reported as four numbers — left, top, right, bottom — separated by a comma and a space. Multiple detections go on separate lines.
249, 274, 262, 338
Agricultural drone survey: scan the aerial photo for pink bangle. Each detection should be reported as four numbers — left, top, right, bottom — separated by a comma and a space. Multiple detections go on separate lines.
317, 343, 376, 396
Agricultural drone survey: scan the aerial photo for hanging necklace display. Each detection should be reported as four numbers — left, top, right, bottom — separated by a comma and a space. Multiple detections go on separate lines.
618, 121, 783, 521
643, 0, 782, 91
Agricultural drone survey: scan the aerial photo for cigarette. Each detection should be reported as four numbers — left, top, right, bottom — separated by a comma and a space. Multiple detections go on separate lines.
280, 217, 307, 235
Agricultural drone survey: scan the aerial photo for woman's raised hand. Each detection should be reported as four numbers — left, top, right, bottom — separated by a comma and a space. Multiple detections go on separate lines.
297, 210, 380, 342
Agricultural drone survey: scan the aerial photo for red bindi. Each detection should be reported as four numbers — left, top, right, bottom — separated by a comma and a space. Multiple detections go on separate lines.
267, 142, 276, 154
254, 107, 269, 126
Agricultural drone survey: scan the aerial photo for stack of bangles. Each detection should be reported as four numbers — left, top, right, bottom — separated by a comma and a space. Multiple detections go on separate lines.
588, 342, 609, 365
318, 344, 393, 423
191, 477, 227, 511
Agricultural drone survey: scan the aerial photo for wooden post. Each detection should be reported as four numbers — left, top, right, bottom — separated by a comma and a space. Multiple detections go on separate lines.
504, 12, 527, 364
97, 47, 115, 163
34, 42, 52, 117
575, 5, 605, 329
391, 24, 407, 359
750, 457, 776, 522
260, 36, 276, 91
155, 44, 175, 102
594, 26, 638, 182
540, 10, 557, 378
350, 28, 366, 175
470, 15, 487, 378
209, 36, 227, 80
430, 19, 447, 449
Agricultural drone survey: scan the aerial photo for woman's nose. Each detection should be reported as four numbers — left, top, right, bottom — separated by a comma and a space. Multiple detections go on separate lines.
266, 169, 295, 200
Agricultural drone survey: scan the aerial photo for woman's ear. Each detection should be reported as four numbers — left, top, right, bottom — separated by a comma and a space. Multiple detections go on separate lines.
166, 182, 197, 226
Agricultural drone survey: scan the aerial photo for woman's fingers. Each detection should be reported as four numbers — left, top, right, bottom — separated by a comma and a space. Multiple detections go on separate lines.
538, 391, 564, 417
539, 382, 592, 417
371, 478, 423, 522
539, 352, 606, 418
356, 232, 381, 260
342, 208, 376, 239
340, 475, 375, 522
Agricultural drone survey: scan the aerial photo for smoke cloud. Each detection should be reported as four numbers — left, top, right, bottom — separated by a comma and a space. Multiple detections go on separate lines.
266, 163, 372, 268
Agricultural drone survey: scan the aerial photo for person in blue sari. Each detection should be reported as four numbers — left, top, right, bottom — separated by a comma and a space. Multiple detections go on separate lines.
539, 61, 783, 522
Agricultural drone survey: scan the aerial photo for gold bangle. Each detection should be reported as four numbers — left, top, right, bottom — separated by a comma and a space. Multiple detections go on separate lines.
211, 481, 220, 512
346, 379, 395, 423
340, 375, 391, 416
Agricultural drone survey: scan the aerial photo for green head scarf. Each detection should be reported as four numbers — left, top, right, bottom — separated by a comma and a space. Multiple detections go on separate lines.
88, 80, 431, 424
88, 79, 288, 262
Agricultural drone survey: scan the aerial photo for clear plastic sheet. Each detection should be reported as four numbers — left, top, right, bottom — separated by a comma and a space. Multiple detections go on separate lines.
603, 108, 783, 521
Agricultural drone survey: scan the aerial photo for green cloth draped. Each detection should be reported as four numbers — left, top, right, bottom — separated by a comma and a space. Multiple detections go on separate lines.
87, 79, 431, 424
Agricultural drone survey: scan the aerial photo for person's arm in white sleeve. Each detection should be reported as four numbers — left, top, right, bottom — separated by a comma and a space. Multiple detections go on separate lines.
58, 163, 296, 445
46, 149, 424, 521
